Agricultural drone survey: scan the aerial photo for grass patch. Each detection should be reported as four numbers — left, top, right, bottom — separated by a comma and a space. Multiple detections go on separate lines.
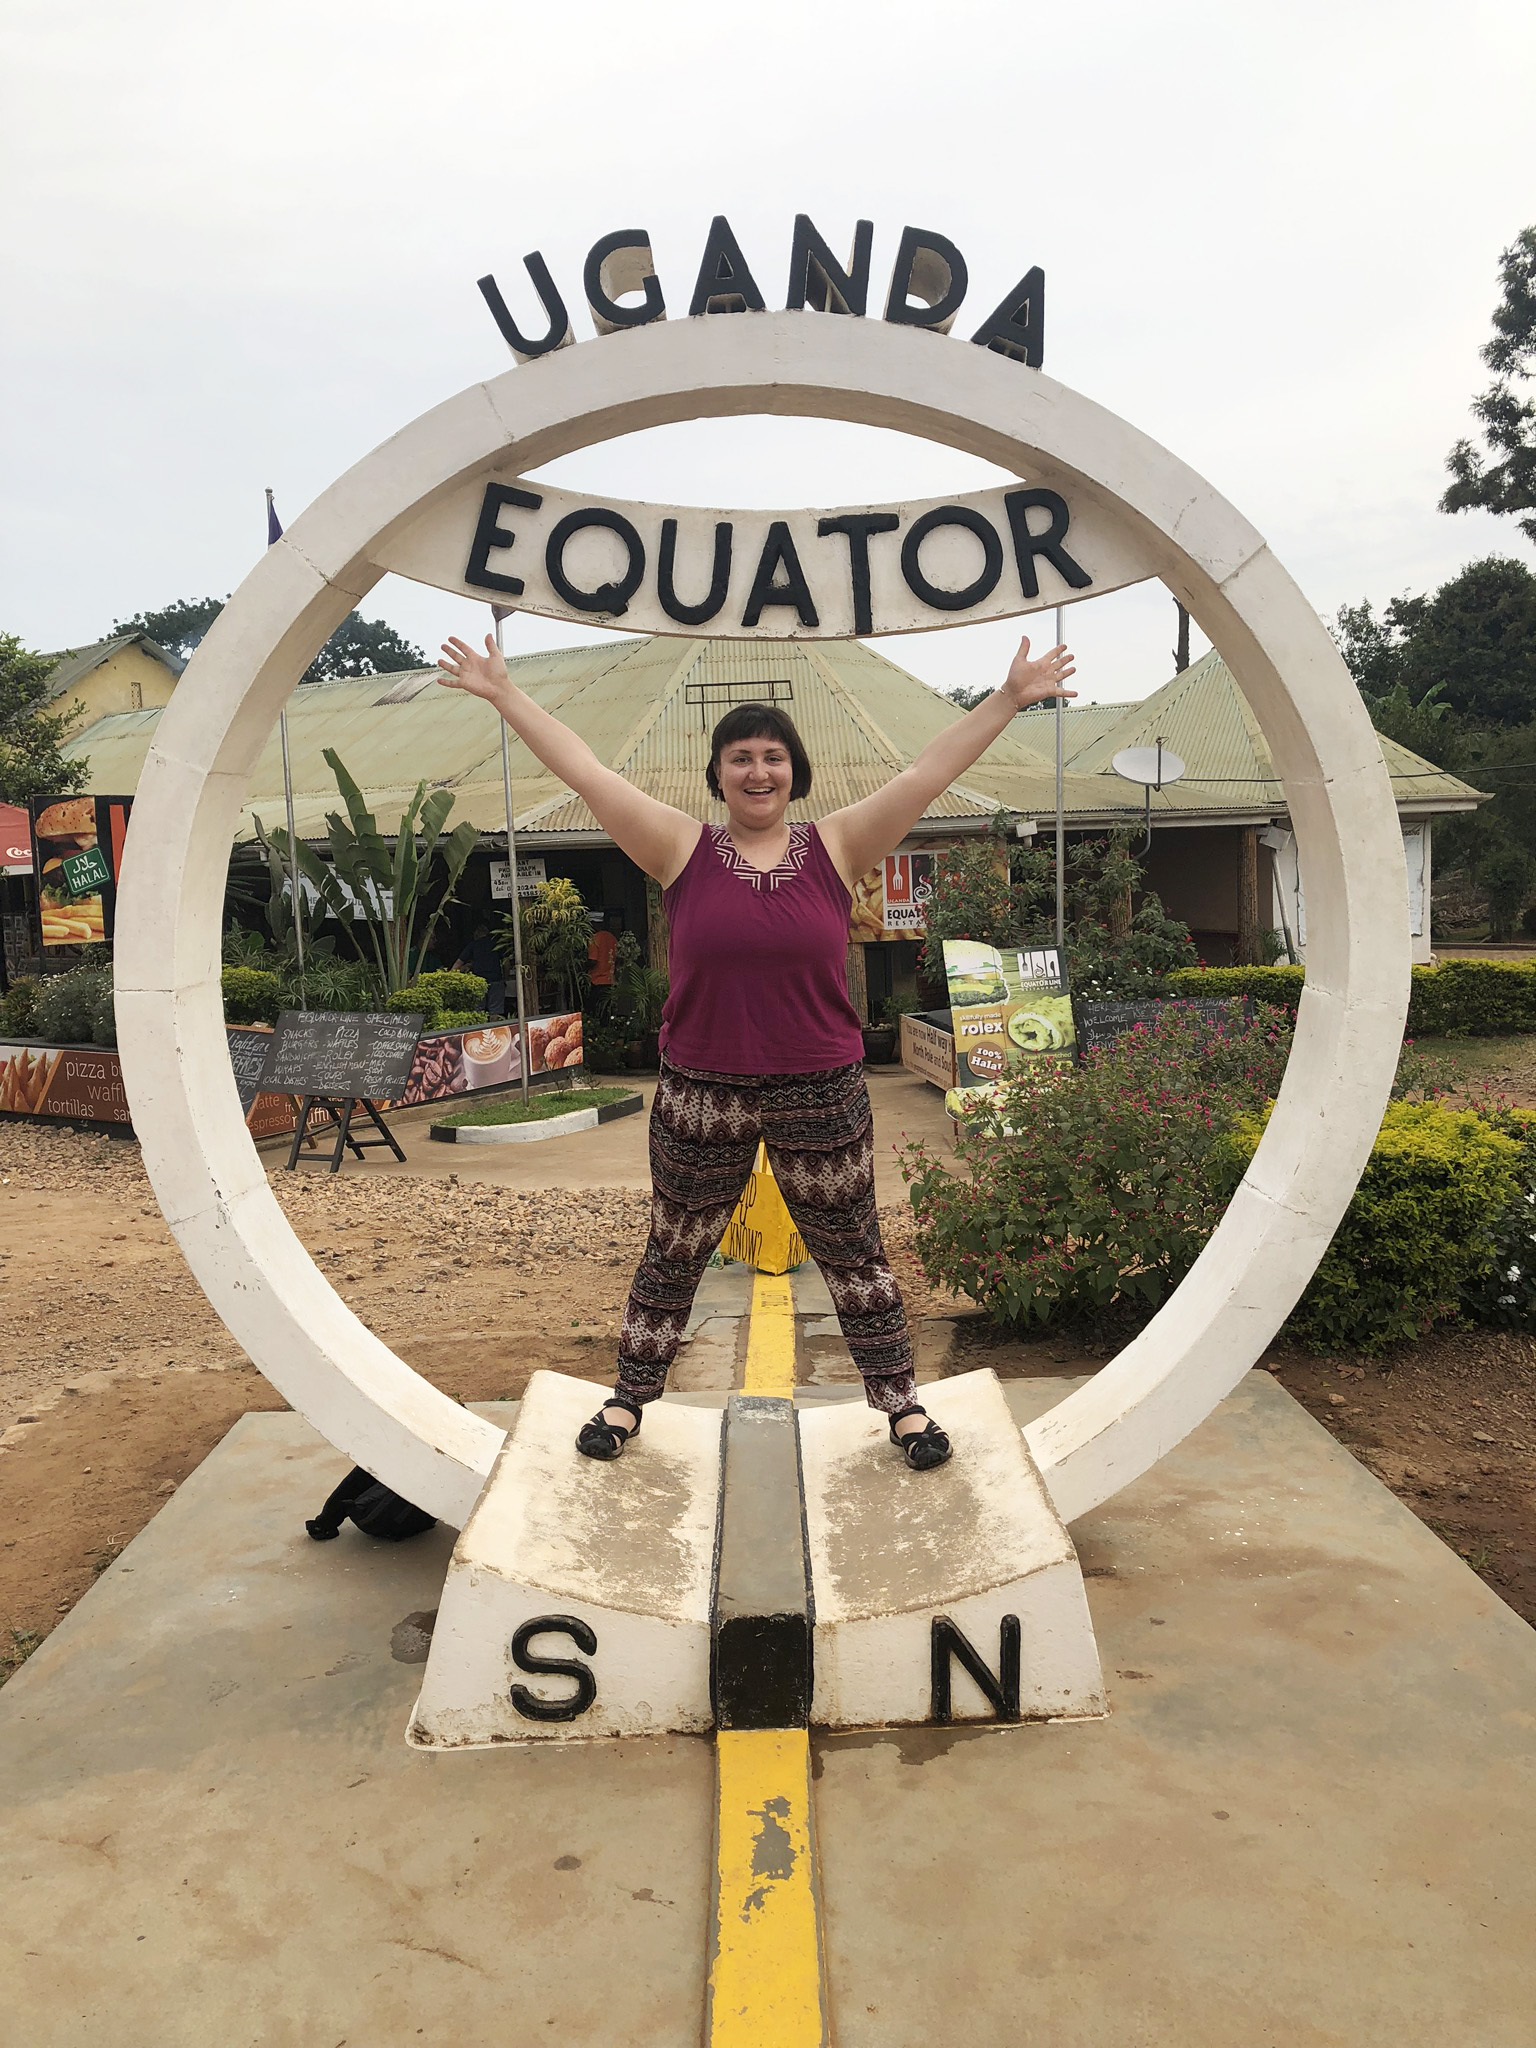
1411, 1033, 1536, 1101
437, 1086, 637, 1129
1, 1626, 42, 1686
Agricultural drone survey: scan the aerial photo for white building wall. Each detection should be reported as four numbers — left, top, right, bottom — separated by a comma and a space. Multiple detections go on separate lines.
1266, 819, 1433, 967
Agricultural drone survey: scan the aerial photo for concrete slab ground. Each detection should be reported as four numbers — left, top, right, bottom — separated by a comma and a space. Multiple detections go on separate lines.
4, 1375, 1533, 2046
816, 1375, 1536, 2048
266, 1061, 953, 1207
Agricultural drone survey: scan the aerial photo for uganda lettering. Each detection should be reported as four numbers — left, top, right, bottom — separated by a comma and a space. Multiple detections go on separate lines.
478, 214, 1044, 366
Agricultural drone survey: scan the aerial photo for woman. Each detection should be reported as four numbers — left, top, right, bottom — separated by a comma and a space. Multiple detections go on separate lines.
436, 629, 1076, 1469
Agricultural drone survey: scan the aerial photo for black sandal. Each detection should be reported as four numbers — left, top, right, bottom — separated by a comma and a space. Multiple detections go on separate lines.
576, 1397, 643, 1461
889, 1405, 952, 1472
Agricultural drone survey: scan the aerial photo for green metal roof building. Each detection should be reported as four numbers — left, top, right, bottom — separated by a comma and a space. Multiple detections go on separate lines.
64, 634, 1481, 991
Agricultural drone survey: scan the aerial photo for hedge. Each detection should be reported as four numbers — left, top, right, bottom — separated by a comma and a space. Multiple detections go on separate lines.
1166, 966, 1305, 1011
1224, 1099, 1522, 1352
385, 970, 489, 1031
220, 966, 284, 1026
1166, 959, 1536, 1037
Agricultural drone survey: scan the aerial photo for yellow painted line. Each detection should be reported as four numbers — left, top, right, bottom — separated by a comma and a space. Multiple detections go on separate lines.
708, 1728, 828, 2046
742, 1270, 796, 1395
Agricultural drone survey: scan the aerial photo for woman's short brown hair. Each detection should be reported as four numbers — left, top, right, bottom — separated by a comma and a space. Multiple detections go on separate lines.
706, 704, 813, 802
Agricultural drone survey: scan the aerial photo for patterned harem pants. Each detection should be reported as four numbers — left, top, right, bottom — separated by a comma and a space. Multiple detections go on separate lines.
614, 1059, 918, 1415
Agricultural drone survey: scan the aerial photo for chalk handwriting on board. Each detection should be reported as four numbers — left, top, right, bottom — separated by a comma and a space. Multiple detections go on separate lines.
260, 1012, 426, 1101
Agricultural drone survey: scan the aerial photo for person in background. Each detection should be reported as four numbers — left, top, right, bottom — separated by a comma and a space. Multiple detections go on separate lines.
454, 920, 507, 1019
436, 628, 1076, 1471
587, 914, 619, 1008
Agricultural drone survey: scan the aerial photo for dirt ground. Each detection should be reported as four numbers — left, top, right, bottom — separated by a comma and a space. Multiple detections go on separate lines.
2, 1115, 1534, 1684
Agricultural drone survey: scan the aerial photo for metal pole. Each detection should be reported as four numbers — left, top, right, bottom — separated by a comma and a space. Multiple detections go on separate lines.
494, 613, 532, 1105
1053, 603, 1065, 954
278, 706, 307, 1007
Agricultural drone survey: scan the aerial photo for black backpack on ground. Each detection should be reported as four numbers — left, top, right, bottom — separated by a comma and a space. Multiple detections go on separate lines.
305, 1466, 437, 1543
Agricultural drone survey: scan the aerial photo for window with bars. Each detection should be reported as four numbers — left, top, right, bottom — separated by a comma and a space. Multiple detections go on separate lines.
682, 676, 794, 732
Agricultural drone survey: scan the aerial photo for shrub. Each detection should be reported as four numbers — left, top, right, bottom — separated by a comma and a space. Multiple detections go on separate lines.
289, 955, 384, 1014
902, 1006, 1291, 1329
1457, 1106, 1536, 1330
0, 977, 40, 1035
1066, 899, 1199, 1000
406, 969, 487, 1013
1224, 1099, 1523, 1352
581, 1014, 631, 1072
32, 964, 115, 1048
1168, 959, 1536, 1037
220, 966, 283, 1025
1166, 965, 1307, 1011
386, 971, 488, 1031
1406, 958, 1536, 1035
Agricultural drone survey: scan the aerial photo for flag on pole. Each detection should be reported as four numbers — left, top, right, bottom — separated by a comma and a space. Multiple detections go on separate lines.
266, 487, 283, 546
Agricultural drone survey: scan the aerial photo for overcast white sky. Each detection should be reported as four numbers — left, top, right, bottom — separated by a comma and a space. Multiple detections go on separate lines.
2, 0, 1531, 703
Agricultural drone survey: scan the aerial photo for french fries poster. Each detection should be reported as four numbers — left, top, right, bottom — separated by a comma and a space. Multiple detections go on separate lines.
30, 795, 132, 948
942, 939, 1075, 1108
848, 852, 935, 941
0, 1045, 63, 1115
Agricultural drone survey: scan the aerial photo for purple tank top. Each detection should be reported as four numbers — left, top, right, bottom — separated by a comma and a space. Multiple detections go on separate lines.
659, 823, 865, 1074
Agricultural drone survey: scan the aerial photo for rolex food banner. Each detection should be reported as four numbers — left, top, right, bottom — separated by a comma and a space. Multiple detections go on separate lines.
941, 940, 1074, 1112
30, 795, 133, 948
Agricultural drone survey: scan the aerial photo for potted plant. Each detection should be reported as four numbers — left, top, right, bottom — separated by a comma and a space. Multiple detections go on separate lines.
611, 931, 668, 1070
862, 993, 918, 1064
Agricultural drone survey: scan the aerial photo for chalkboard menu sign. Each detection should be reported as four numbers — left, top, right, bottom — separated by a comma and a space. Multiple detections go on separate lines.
1074, 996, 1241, 1060
259, 1011, 425, 1101
226, 1027, 275, 1113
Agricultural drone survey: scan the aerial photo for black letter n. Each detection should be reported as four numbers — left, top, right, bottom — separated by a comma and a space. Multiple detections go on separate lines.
930, 1614, 1021, 1723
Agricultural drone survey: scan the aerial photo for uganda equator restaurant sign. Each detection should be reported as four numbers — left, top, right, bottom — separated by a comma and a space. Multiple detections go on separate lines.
115, 211, 1410, 1532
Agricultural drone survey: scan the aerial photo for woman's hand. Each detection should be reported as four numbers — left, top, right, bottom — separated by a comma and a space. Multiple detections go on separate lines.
437, 634, 510, 707
1000, 634, 1077, 712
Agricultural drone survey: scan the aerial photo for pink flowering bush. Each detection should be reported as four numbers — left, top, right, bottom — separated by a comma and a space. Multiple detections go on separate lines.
901, 1006, 1293, 1330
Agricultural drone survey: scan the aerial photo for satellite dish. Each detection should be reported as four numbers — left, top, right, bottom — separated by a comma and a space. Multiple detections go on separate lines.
1112, 742, 1186, 789
1111, 737, 1186, 852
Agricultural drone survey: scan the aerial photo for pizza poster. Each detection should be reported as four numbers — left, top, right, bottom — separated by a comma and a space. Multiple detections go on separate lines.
942, 940, 1075, 1099
30, 795, 133, 948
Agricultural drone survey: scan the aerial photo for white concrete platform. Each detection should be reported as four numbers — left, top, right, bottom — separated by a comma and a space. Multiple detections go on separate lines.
4, 1379, 1535, 2044
799, 1369, 1105, 1729
407, 1371, 722, 1745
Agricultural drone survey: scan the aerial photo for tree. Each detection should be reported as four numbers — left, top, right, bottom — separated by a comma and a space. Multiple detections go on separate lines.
112, 596, 226, 660
1361, 680, 1460, 767
1442, 227, 1536, 545
501, 876, 593, 1011
946, 684, 993, 711
1335, 558, 1536, 730
1477, 838, 1534, 943
264, 749, 476, 995
0, 633, 89, 803
307, 612, 426, 681
110, 599, 425, 682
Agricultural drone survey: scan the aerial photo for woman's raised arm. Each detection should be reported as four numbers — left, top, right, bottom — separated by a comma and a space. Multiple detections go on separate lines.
436, 634, 701, 887
818, 635, 1076, 886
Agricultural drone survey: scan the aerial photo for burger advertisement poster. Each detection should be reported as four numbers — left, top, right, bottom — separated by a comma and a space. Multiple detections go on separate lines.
942, 938, 1075, 1117
29, 795, 132, 948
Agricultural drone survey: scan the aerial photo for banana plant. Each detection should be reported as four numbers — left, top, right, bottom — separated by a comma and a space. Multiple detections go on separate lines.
264, 748, 478, 996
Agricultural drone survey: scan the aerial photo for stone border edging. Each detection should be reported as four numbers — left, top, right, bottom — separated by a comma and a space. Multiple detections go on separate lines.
427, 1091, 643, 1145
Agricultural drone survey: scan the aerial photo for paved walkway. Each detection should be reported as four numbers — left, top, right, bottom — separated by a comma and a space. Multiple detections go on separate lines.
5, 1280, 1535, 2044
267, 1061, 954, 1209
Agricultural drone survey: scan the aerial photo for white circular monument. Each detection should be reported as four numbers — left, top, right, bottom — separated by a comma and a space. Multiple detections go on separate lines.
114, 309, 1409, 1530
